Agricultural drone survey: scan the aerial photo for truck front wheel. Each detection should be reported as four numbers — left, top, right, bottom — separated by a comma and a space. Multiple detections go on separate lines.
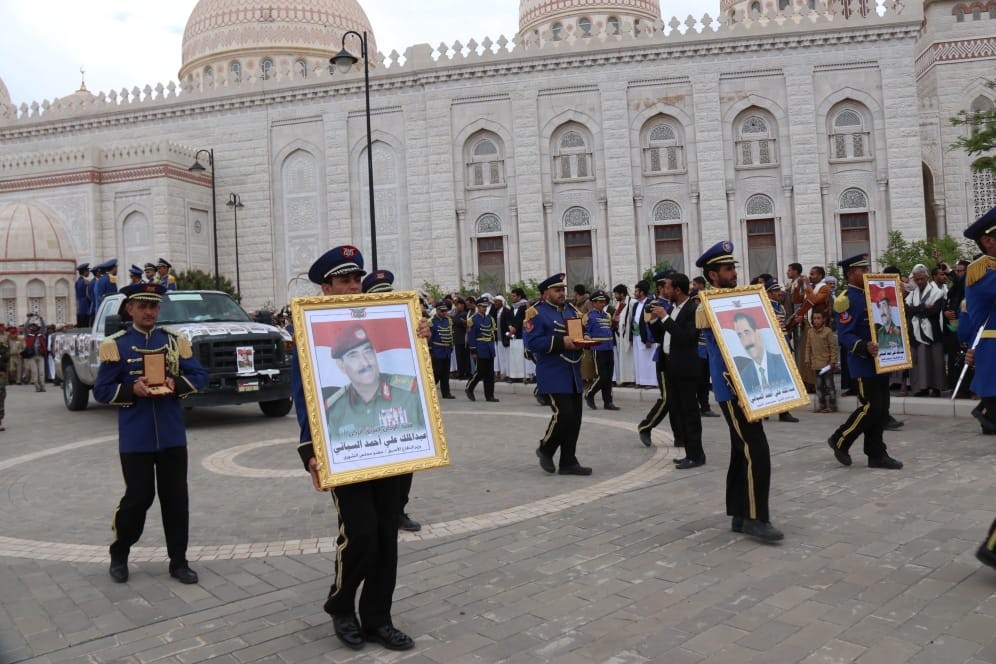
63, 365, 90, 411
259, 398, 292, 418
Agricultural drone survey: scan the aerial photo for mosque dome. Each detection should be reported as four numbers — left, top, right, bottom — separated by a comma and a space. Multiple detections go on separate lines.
519, 0, 661, 41
179, 0, 378, 83
0, 202, 73, 262
0, 76, 11, 108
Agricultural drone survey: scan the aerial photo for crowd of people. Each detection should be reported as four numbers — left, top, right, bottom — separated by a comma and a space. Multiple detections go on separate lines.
74, 257, 178, 327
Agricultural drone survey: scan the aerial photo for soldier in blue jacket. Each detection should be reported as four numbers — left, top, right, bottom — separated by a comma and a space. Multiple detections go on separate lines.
92, 258, 119, 310
826, 254, 903, 471
75, 263, 91, 327
429, 300, 455, 399
525, 273, 591, 476
962, 206, 996, 572
695, 242, 783, 542
93, 282, 208, 585
87, 262, 103, 320
465, 296, 498, 402
582, 290, 618, 411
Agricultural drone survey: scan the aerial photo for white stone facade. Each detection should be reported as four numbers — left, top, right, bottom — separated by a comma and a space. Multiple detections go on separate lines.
0, 0, 993, 321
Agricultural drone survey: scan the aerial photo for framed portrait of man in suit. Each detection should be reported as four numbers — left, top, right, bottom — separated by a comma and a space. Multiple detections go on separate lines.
864, 274, 913, 373
698, 285, 810, 422
291, 291, 450, 489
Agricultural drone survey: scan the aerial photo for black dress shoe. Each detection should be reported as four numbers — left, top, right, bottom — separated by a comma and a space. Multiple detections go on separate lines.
673, 457, 686, 465
108, 558, 128, 583
441, 394, 455, 399
639, 430, 653, 447
675, 458, 705, 469
743, 519, 784, 542
929, 388, 941, 398
731, 517, 744, 533
584, 395, 597, 410
977, 544, 996, 571
485, 396, 500, 402
827, 437, 852, 466
464, 388, 475, 402
169, 566, 198, 584
868, 455, 903, 470
701, 408, 719, 417
558, 464, 592, 476
603, 403, 620, 411
364, 624, 414, 651
778, 412, 799, 423
971, 405, 996, 434
884, 416, 904, 431
399, 513, 421, 532
332, 614, 365, 650
536, 448, 555, 473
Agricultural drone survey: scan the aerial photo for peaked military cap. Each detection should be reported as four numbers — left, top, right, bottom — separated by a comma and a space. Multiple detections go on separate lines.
121, 282, 166, 302
538, 273, 567, 291
157, 257, 172, 269
653, 269, 674, 283
330, 322, 373, 358
590, 289, 609, 302
436, 300, 451, 311
362, 269, 394, 293
837, 253, 870, 270
128, 264, 143, 277
695, 241, 737, 269
764, 277, 783, 292
308, 245, 366, 284
964, 206, 996, 241
476, 295, 491, 305
144, 262, 156, 271
76, 262, 90, 271
105, 258, 119, 269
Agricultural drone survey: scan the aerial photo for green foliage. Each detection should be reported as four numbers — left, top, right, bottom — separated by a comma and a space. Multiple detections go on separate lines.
175, 269, 240, 302
507, 278, 541, 300
640, 259, 673, 283
877, 231, 974, 276
950, 79, 996, 174
421, 281, 447, 305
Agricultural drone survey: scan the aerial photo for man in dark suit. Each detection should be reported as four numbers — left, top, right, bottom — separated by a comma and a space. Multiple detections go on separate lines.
732, 312, 792, 399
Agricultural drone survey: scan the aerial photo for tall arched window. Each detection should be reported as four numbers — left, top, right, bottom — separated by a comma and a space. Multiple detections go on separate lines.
607, 16, 620, 34
27, 279, 45, 319
644, 121, 684, 173
1, 280, 15, 326
969, 99, 995, 215
829, 107, 870, 160
736, 115, 778, 167
839, 188, 871, 258
563, 207, 593, 287
204, 67, 214, 85
466, 136, 505, 187
553, 128, 593, 181
551, 22, 564, 40
744, 194, 777, 278
475, 214, 505, 293
295, 59, 308, 79
652, 200, 684, 271
261, 59, 274, 81
122, 210, 152, 274
230, 61, 242, 83
578, 17, 592, 35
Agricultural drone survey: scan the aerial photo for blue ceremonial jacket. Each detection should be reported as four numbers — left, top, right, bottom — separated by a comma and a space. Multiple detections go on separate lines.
75, 277, 91, 316
836, 283, 876, 379
468, 312, 496, 360
94, 326, 207, 453
582, 308, 613, 351
429, 314, 454, 359
524, 300, 583, 394
86, 279, 98, 317
964, 255, 996, 397
289, 324, 315, 468
93, 274, 115, 309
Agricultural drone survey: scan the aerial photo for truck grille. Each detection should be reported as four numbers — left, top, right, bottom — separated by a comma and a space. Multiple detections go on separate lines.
197, 336, 287, 372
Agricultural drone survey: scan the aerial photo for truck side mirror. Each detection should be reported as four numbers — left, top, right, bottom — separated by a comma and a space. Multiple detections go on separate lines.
105, 315, 125, 336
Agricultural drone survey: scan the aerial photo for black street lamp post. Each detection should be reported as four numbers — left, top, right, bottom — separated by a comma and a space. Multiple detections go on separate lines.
226, 193, 245, 299
331, 30, 378, 270
188, 148, 220, 290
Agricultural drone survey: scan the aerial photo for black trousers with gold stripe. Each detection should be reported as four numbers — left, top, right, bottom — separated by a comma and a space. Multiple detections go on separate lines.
325, 476, 401, 628
466, 357, 495, 399
538, 393, 582, 468
720, 399, 771, 523
584, 349, 615, 405
638, 363, 669, 434
829, 374, 888, 459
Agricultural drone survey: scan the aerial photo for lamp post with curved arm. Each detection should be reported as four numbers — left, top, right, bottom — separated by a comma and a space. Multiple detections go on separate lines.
226, 193, 245, 299
331, 30, 378, 270
188, 148, 220, 290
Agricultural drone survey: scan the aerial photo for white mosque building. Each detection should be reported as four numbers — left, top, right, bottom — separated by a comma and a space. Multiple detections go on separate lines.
0, 0, 994, 324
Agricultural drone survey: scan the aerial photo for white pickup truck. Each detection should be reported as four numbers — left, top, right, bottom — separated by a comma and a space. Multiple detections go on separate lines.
52, 290, 294, 416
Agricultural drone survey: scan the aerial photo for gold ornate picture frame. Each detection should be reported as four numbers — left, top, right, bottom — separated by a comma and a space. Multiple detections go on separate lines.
698, 284, 811, 422
863, 274, 914, 374
291, 290, 449, 489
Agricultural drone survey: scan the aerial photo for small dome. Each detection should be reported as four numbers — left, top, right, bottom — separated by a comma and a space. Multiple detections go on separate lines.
0, 76, 10, 108
0, 202, 73, 261
179, 0, 378, 81
519, 0, 661, 36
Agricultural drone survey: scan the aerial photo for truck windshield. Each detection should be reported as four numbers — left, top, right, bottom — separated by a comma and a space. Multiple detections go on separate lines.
157, 292, 252, 324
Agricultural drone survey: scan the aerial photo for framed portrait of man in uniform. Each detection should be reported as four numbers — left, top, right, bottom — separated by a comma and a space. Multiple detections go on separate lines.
698, 285, 811, 422
863, 274, 913, 373
291, 291, 449, 489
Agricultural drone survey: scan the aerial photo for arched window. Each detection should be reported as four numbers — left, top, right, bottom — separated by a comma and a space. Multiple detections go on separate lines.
563, 208, 593, 286
122, 210, 153, 274
779, 0, 790, 10
654, 200, 682, 221
839, 188, 870, 258
746, 194, 774, 216
295, 59, 308, 79
551, 22, 564, 40
829, 106, 870, 160
840, 188, 868, 209
466, 135, 505, 187
744, 195, 777, 279
27, 279, 45, 319
972, 6, 981, 18
578, 17, 592, 36
644, 120, 684, 173
1, 280, 16, 326
751, 1, 762, 13
476, 213, 502, 234
261, 59, 274, 81
652, 201, 684, 271
736, 114, 777, 167
564, 207, 591, 227
230, 61, 242, 83
204, 67, 214, 85
955, 7, 965, 20
607, 16, 620, 34
553, 127, 593, 181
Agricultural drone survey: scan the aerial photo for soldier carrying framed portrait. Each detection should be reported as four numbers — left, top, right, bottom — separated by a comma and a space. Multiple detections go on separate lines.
863, 274, 913, 374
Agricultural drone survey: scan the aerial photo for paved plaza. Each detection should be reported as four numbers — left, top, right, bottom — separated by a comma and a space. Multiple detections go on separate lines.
0, 382, 994, 663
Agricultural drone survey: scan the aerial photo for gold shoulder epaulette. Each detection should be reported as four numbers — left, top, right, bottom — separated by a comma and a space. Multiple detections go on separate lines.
162, 327, 193, 359
524, 305, 538, 321
833, 292, 850, 314
98, 331, 125, 362
695, 302, 709, 329
966, 255, 996, 287
582, 311, 590, 326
